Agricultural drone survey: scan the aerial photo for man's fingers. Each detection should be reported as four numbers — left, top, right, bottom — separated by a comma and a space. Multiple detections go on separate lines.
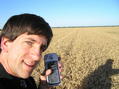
58, 62, 63, 72
45, 69, 52, 76
60, 75, 63, 80
40, 75, 46, 81
40, 69, 52, 81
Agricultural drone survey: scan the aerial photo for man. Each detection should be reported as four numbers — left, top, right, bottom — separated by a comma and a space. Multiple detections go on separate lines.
0, 13, 62, 89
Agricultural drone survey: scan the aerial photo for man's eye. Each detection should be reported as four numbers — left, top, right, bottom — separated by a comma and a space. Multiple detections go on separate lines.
25, 41, 33, 46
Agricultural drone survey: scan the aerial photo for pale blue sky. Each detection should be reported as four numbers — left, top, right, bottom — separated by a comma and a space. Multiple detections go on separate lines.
0, 0, 119, 28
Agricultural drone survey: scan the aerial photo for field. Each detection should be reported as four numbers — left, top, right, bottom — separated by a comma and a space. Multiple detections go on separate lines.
32, 26, 119, 89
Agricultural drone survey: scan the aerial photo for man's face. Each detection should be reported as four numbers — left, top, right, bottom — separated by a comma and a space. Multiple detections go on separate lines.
3, 33, 47, 78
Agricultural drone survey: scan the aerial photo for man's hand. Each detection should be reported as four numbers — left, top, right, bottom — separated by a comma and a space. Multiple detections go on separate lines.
38, 62, 63, 89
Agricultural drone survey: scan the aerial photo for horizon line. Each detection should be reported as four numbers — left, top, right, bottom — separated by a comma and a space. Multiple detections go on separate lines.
0, 25, 119, 29
52, 25, 119, 28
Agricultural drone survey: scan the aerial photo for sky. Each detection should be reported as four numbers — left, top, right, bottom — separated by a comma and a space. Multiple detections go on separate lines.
0, 0, 119, 28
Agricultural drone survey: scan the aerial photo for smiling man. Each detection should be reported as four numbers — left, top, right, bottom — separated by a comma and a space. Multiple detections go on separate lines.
0, 13, 62, 89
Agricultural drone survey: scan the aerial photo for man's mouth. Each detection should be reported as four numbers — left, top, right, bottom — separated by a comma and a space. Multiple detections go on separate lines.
24, 62, 35, 68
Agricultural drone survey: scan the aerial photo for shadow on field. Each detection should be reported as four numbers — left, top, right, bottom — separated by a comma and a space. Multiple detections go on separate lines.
81, 59, 119, 89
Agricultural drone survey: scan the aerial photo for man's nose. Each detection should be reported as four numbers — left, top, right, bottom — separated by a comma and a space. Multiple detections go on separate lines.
30, 48, 42, 61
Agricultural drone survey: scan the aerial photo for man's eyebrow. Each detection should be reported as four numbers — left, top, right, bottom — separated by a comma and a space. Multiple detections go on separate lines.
26, 38, 36, 42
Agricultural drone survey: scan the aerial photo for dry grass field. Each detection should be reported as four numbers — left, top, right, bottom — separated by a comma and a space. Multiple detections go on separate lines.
32, 26, 119, 89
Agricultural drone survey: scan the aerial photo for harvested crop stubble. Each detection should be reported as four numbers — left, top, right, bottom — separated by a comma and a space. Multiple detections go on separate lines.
32, 27, 119, 89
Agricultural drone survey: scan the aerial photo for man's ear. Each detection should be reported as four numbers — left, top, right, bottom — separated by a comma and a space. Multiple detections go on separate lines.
1, 37, 11, 52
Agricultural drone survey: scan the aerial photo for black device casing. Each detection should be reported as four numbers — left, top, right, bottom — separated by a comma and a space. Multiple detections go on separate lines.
44, 53, 61, 86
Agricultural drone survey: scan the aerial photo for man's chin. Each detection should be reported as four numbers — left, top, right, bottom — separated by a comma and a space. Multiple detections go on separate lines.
21, 74, 31, 79
20, 71, 33, 79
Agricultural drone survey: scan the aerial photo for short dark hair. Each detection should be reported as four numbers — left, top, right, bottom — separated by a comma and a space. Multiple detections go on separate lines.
0, 13, 53, 52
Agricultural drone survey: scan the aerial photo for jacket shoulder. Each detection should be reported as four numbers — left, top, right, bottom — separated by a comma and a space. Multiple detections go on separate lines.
26, 77, 37, 89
